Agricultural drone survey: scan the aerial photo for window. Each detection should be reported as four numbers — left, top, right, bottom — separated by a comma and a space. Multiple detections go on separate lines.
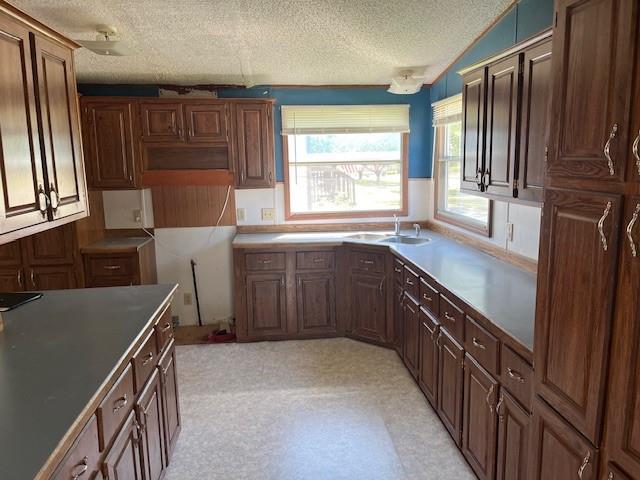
433, 95, 491, 235
282, 105, 409, 219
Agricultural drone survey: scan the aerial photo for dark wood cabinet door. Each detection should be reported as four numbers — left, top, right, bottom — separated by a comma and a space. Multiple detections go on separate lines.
418, 309, 439, 408
31, 34, 87, 221
547, 0, 637, 183
140, 102, 185, 142
159, 341, 181, 463
296, 272, 336, 335
437, 328, 465, 446
28, 265, 76, 290
83, 100, 137, 189
517, 39, 552, 203
402, 294, 420, 378
392, 284, 404, 355
350, 272, 387, 343
22, 223, 75, 266
51, 415, 101, 480
483, 54, 519, 198
234, 103, 274, 188
184, 104, 228, 143
461, 68, 486, 193
535, 188, 621, 444
136, 369, 166, 480
462, 353, 498, 480
496, 389, 530, 480
0, 266, 23, 291
602, 196, 640, 478
0, 240, 22, 267
246, 272, 288, 338
529, 397, 598, 480
0, 14, 48, 234
103, 410, 144, 480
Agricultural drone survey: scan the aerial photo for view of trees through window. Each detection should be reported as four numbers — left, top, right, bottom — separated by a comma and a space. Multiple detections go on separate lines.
287, 133, 403, 215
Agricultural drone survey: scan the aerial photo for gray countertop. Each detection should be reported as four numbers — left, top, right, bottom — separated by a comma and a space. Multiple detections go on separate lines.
233, 230, 537, 352
0, 284, 177, 480
80, 236, 153, 254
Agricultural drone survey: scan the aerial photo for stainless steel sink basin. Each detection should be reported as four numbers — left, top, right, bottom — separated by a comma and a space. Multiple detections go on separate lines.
345, 233, 390, 241
380, 235, 431, 245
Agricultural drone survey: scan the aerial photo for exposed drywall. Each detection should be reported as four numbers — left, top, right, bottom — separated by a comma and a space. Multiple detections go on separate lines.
102, 189, 154, 229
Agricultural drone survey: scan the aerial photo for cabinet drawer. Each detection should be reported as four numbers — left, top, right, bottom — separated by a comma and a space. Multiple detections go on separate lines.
439, 294, 465, 342
393, 258, 404, 285
133, 329, 159, 392
403, 267, 419, 300
245, 252, 285, 271
350, 250, 385, 273
501, 345, 533, 411
419, 277, 439, 316
296, 251, 335, 270
85, 255, 136, 278
155, 306, 174, 353
464, 316, 499, 375
97, 363, 135, 451
51, 415, 101, 480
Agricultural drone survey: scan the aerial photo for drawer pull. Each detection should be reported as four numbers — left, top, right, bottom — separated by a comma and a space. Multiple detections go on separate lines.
486, 384, 495, 413
496, 394, 505, 423
406, 278, 415, 286
361, 259, 374, 265
472, 337, 486, 350
423, 294, 433, 302
71, 456, 89, 479
507, 367, 525, 383
312, 258, 325, 263
112, 394, 128, 413
578, 450, 591, 479
444, 312, 456, 323
394, 267, 402, 273
103, 265, 121, 270
258, 259, 272, 264
142, 352, 154, 366
160, 322, 172, 333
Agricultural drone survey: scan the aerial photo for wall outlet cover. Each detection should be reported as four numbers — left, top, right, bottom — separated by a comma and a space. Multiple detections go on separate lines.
236, 208, 246, 222
133, 209, 142, 224
183, 292, 193, 305
261, 208, 275, 221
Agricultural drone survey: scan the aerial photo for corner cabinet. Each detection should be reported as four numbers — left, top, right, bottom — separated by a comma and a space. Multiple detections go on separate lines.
460, 31, 552, 203
0, 5, 88, 244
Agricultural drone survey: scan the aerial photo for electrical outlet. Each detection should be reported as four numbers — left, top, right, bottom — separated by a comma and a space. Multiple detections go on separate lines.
507, 222, 514, 242
262, 208, 275, 221
183, 292, 192, 305
133, 209, 142, 224
236, 208, 246, 222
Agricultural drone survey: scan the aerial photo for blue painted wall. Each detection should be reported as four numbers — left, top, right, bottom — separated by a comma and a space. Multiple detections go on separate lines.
78, 84, 431, 182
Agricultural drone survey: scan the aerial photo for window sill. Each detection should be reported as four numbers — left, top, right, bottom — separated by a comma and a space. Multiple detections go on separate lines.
285, 207, 408, 221
434, 210, 491, 237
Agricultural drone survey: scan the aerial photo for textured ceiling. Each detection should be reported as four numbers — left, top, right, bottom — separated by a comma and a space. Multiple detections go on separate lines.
13, 0, 514, 85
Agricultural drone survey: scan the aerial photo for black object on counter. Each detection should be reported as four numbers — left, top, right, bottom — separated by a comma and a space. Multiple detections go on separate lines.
0, 292, 42, 311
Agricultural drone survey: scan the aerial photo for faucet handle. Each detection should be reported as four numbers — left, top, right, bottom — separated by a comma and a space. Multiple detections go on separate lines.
413, 223, 421, 237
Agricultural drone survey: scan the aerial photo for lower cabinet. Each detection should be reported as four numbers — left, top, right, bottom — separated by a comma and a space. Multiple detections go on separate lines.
393, 284, 404, 355
418, 308, 439, 408
159, 340, 181, 461
496, 389, 530, 480
246, 272, 288, 338
136, 369, 166, 480
528, 397, 598, 480
462, 354, 499, 480
296, 272, 336, 335
437, 327, 465, 446
30, 265, 77, 290
103, 410, 144, 480
402, 294, 420, 378
350, 272, 387, 343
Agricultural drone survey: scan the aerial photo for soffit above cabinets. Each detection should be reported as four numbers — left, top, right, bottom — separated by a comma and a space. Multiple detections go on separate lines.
11, 0, 511, 85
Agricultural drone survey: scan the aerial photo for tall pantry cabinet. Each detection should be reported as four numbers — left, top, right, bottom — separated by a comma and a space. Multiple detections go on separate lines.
530, 0, 640, 479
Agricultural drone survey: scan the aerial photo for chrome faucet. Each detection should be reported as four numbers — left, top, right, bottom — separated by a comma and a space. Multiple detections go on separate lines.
393, 215, 401, 235
413, 223, 421, 237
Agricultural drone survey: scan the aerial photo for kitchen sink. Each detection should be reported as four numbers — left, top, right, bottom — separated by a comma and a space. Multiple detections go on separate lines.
379, 235, 431, 245
345, 233, 390, 241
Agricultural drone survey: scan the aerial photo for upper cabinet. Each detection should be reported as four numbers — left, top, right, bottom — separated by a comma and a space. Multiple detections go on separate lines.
460, 31, 552, 203
233, 102, 275, 188
0, 4, 88, 245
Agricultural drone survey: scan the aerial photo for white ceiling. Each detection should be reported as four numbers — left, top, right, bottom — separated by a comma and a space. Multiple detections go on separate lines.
13, 0, 513, 85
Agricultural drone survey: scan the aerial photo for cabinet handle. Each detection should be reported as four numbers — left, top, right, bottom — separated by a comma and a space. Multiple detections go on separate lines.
361, 259, 374, 265
70, 456, 89, 479
406, 303, 416, 314
17, 270, 22, 288
604, 123, 618, 176
423, 294, 433, 302
436, 333, 443, 348
37, 184, 49, 217
496, 394, 505, 423
577, 450, 591, 479
312, 258, 325, 263
607, 471, 615, 479
486, 384, 495, 413
281, 277, 285, 287
30, 269, 36, 288
507, 367, 525, 383
112, 394, 128, 413
258, 259, 272, 264
406, 278, 414, 286
598, 201, 613, 252
378, 278, 384, 293
430, 325, 439, 342
633, 129, 640, 176
444, 312, 456, 323
394, 267, 402, 273
472, 337, 486, 350
475, 168, 483, 190
141, 352, 154, 366
49, 183, 59, 213
626, 203, 640, 258
161, 322, 172, 333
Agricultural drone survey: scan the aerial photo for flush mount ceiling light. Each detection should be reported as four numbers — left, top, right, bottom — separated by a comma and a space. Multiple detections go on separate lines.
76, 26, 129, 56
387, 69, 425, 95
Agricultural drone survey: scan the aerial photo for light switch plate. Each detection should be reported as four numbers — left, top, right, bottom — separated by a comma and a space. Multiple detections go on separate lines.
262, 208, 275, 221
236, 208, 246, 222
183, 292, 192, 305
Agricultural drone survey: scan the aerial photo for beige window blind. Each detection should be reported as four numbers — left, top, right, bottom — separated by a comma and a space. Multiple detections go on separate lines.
432, 94, 462, 126
281, 104, 410, 135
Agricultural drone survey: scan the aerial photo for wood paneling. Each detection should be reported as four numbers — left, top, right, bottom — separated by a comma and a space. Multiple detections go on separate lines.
535, 188, 621, 443
151, 185, 235, 227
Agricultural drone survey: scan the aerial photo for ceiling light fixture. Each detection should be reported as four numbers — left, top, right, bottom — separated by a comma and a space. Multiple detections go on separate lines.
76, 26, 129, 56
387, 69, 425, 95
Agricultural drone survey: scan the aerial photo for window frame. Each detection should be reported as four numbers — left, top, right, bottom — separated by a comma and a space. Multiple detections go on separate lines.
283, 132, 409, 221
433, 125, 492, 236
